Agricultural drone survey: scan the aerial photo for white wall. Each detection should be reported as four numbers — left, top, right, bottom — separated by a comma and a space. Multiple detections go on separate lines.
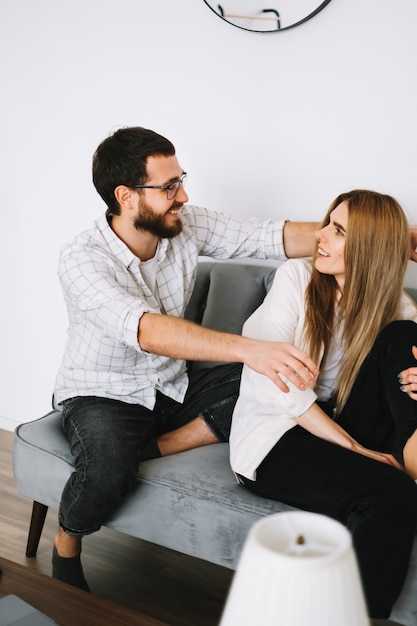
1, 0, 417, 430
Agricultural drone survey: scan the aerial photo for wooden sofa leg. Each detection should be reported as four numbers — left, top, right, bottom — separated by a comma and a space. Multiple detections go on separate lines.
26, 501, 49, 558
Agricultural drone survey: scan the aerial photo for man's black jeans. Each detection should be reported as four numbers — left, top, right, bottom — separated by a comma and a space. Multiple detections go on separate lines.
58, 363, 242, 536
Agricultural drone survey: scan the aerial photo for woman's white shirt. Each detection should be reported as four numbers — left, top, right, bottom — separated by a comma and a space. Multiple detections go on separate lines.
229, 258, 417, 481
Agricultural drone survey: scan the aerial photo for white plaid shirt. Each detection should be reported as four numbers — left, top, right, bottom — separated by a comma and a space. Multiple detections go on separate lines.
54, 205, 287, 408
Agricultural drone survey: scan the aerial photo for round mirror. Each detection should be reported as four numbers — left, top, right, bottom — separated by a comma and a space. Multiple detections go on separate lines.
202, 1, 333, 32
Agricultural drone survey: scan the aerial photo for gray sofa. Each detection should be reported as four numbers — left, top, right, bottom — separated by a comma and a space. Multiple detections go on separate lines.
12, 260, 417, 625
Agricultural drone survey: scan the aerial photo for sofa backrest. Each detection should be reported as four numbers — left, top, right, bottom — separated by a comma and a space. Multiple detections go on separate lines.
185, 261, 277, 369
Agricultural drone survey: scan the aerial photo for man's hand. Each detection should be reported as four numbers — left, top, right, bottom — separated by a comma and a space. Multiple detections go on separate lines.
244, 340, 319, 393
410, 225, 417, 262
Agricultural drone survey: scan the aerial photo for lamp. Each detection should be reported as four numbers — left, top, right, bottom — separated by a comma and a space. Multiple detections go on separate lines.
220, 511, 369, 626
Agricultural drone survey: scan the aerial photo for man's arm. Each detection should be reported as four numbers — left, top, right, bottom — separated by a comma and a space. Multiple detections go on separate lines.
283, 221, 417, 261
282, 222, 320, 258
410, 225, 417, 262
138, 313, 319, 393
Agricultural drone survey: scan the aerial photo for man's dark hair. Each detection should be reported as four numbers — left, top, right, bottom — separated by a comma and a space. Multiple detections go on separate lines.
92, 126, 176, 215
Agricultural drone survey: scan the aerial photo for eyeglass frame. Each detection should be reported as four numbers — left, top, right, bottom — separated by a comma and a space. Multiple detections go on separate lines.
132, 172, 187, 200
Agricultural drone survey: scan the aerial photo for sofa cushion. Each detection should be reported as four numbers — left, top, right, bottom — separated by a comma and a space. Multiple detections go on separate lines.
190, 262, 277, 370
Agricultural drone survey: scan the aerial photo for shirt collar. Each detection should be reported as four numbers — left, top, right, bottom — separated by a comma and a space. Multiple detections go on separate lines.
96, 213, 170, 268
96, 213, 137, 268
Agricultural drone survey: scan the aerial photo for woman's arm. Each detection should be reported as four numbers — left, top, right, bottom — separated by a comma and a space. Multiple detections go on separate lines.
296, 402, 403, 471
396, 346, 417, 478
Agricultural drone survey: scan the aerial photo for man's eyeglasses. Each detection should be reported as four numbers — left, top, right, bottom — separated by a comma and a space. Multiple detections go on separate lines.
132, 173, 187, 200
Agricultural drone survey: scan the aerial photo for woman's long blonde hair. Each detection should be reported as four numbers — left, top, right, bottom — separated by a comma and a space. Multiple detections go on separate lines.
304, 189, 410, 412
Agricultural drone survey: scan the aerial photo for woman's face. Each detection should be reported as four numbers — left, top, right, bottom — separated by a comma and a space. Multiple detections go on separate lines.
314, 201, 348, 291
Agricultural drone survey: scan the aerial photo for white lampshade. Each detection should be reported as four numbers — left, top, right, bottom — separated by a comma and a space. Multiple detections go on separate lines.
220, 511, 369, 626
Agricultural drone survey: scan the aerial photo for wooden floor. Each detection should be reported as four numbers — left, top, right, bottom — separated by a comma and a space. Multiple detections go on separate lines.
0, 429, 233, 626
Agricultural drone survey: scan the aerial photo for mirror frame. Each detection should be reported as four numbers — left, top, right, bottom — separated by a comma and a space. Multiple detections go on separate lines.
202, 1, 333, 33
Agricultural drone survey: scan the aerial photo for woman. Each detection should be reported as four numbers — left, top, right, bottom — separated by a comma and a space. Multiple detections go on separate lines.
230, 190, 417, 619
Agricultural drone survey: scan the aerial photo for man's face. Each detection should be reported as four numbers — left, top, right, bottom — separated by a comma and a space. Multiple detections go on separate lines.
133, 155, 188, 238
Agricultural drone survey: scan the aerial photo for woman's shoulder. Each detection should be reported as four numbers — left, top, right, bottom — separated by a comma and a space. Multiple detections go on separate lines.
242, 258, 311, 338
262, 258, 312, 311
272, 257, 313, 285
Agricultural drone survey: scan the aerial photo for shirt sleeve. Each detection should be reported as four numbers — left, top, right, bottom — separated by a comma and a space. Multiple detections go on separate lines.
182, 206, 287, 261
58, 244, 157, 350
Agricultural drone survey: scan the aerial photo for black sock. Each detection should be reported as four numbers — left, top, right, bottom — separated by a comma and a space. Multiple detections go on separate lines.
52, 545, 91, 592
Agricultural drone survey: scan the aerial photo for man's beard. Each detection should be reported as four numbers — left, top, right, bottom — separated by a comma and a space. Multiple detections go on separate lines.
133, 201, 183, 238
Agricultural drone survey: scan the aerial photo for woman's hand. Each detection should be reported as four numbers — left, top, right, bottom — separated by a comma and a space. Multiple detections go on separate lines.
352, 443, 404, 471
398, 346, 417, 400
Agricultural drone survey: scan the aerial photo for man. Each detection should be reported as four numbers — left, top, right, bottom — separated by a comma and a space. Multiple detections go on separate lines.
50, 125, 334, 589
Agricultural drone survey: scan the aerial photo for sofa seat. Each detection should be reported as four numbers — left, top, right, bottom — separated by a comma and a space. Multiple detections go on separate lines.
13, 410, 295, 568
